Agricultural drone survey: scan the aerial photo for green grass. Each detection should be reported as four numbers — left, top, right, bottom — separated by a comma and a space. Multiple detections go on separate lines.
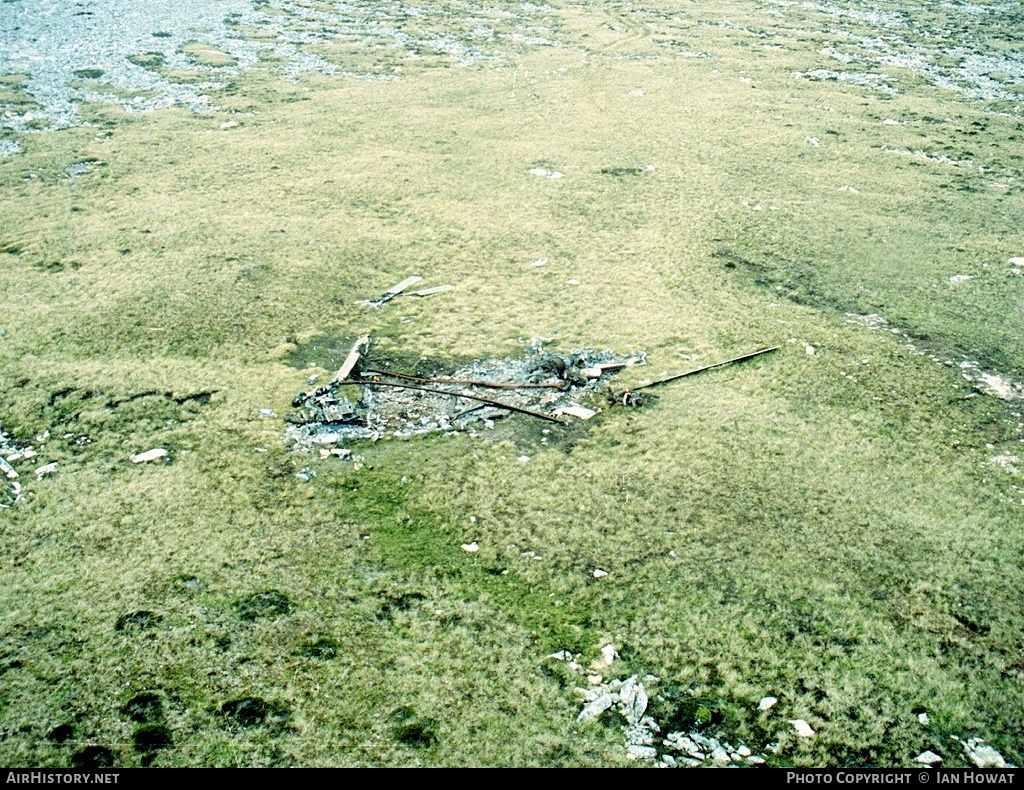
1, 0, 1023, 768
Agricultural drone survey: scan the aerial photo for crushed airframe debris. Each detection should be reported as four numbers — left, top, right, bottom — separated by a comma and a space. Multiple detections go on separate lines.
284, 337, 645, 451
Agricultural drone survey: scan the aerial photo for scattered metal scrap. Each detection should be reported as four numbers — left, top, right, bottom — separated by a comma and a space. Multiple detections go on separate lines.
284, 337, 644, 450
357, 276, 454, 309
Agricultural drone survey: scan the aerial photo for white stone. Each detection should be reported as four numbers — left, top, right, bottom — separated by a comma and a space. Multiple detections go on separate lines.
601, 644, 617, 666
746, 756, 766, 765
0, 458, 17, 480
460, 542, 479, 553
626, 744, 657, 760
916, 751, 942, 765
758, 696, 778, 711
587, 674, 603, 685
965, 742, 1006, 768
130, 448, 168, 464
516, 455, 530, 464
805, 344, 815, 355
738, 745, 751, 757
661, 754, 676, 767
789, 719, 815, 738
34, 462, 58, 477
530, 168, 564, 179
805, 137, 821, 146
577, 692, 617, 723
531, 258, 548, 267
219, 121, 238, 129
711, 747, 730, 765
1008, 257, 1024, 266
619, 676, 648, 723
918, 712, 930, 725
593, 568, 608, 578
677, 737, 700, 755
949, 274, 973, 283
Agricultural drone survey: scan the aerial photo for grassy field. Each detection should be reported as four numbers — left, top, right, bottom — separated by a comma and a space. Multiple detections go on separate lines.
1, 0, 1023, 768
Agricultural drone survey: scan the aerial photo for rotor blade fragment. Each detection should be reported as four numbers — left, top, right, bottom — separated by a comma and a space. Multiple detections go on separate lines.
411, 284, 454, 297
383, 276, 423, 297
333, 335, 370, 383
615, 346, 780, 396
337, 378, 564, 424
362, 370, 563, 390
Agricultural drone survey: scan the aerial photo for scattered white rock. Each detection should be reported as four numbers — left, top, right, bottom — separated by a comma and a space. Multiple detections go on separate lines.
916, 751, 943, 765
567, 279, 581, 285
295, 466, 316, 482
738, 745, 751, 757
531, 257, 549, 267
619, 675, 648, 723
711, 746, 730, 765
961, 738, 1007, 768
626, 744, 657, 760
131, 448, 168, 463
219, 121, 238, 129
661, 754, 676, 767
259, 408, 276, 417
529, 168, 564, 179
949, 274, 973, 283
883, 118, 901, 125
593, 568, 608, 578
587, 674, 603, 685
34, 462, 58, 478
601, 644, 617, 666
805, 344, 815, 355
130, 448, 168, 464
577, 692, 618, 723
746, 755, 766, 765
758, 696, 778, 711
805, 136, 821, 146
789, 719, 815, 738
0, 457, 17, 480
1009, 257, 1024, 267
918, 712, 930, 725
461, 542, 479, 553
516, 455, 530, 464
